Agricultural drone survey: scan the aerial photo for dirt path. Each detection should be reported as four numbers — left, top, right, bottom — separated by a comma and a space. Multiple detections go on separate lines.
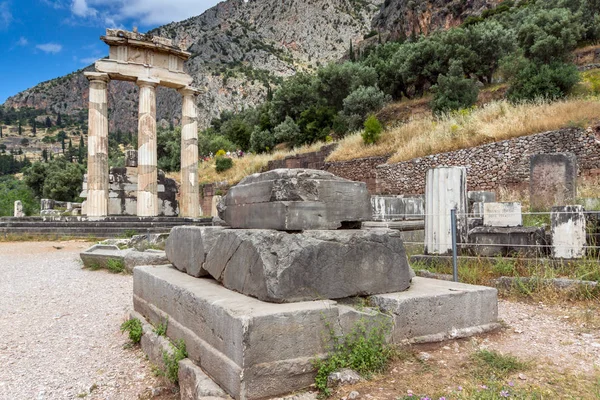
0, 241, 173, 400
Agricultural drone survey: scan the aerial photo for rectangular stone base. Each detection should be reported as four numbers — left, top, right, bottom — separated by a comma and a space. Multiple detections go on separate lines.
133, 266, 498, 400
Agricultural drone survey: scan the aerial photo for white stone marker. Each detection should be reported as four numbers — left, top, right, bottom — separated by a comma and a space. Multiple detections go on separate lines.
14, 201, 24, 217
425, 167, 468, 255
551, 205, 586, 259
483, 202, 522, 227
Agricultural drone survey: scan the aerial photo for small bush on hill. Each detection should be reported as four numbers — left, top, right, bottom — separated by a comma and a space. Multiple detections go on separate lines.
362, 115, 383, 145
506, 61, 580, 101
215, 156, 233, 173
430, 61, 479, 115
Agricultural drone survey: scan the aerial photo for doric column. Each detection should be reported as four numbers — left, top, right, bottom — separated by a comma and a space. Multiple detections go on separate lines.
84, 72, 110, 217
178, 86, 200, 218
136, 78, 159, 217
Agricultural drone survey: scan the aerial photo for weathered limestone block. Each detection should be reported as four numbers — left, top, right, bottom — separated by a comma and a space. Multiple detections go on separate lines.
483, 202, 522, 227
41, 198, 55, 210
217, 169, 371, 230
203, 229, 412, 303
371, 195, 424, 221
468, 226, 547, 257
551, 205, 586, 259
13, 201, 24, 217
530, 153, 577, 211
165, 226, 227, 277
424, 167, 468, 255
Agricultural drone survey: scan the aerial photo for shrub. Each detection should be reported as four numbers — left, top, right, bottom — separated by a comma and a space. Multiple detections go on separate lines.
153, 317, 168, 336
105, 259, 125, 274
249, 127, 275, 153
313, 319, 393, 396
162, 339, 187, 384
273, 116, 301, 145
341, 86, 388, 131
120, 318, 143, 344
362, 115, 383, 145
215, 156, 233, 173
430, 60, 479, 115
215, 149, 227, 157
506, 61, 580, 102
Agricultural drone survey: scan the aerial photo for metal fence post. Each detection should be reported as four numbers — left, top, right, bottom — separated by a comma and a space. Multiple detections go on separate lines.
450, 208, 459, 282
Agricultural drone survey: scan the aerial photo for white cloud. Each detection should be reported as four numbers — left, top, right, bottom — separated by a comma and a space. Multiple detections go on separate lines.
16, 36, 28, 46
71, 0, 97, 17
36, 43, 63, 54
0, 2, 13, 29
80, 56, 100, 64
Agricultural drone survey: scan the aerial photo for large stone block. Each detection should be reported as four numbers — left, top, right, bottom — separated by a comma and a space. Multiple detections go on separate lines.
133, 266, 499, 400
483, 202, 522, 227
530, 153, 577, 211
203, 229, 412, 303
371, 277, 499, 343
551, 205, 586, 259
217, 169, 371, 230
371, 195, 424, 221
165, 226, 226, 277
468, 226, 547, 257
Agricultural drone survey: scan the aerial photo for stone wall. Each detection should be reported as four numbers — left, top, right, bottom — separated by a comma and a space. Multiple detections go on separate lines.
325, 156, 390, 193
266, 144, 337, 171
200, 183, 229, 217
376, 127, 600, 194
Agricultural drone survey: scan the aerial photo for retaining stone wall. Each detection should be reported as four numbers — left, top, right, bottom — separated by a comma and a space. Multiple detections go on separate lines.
376, 127, 600, 195
266, 143, 337, 170
324, 156, 390, 193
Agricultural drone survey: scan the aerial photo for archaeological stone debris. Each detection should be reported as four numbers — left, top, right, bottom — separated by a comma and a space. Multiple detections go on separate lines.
84, 29, 201, 217
133, 168, 500, 400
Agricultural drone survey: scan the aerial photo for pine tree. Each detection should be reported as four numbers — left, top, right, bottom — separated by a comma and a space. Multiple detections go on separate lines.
79, 135, 84, 148
45, 116, 52, 128
349, 41, 355, 62
68, 138, 72, 150
0, 125, 3, 138
42, 149, 48, 162
18, 121, 22, 135
32, 120, 37, 135
61, 137, 65, 153
57, 113, 62, 127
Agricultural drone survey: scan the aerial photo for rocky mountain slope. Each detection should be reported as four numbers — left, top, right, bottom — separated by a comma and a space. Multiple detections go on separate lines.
3, 0, 496, 133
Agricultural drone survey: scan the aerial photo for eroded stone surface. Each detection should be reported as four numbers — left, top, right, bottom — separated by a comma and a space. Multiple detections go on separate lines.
551, 205, 586, 259
203, 229, 412, 302
530, 153, 578, 211
217, 169, 371, 230
166, 226, 227, 277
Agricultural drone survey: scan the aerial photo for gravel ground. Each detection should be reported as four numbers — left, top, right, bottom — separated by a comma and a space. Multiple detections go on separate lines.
1, 241, 598, 400
0, 241, 173, 400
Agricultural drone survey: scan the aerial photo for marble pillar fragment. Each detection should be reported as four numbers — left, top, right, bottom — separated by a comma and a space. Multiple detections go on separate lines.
84, 72, 110, 217
178, 86, 200, 218
136, 78, 159, 217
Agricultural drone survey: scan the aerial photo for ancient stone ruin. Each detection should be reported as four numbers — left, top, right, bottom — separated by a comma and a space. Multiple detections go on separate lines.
85, 29, 201, 218
133, 169, 499, 400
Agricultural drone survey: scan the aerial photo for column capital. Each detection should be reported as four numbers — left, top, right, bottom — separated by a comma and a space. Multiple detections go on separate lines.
137, 78, 160, 88
84, 72, 110, 84
178, 86, 202, 96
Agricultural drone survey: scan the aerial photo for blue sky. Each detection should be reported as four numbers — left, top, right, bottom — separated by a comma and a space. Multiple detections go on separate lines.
0, 0, 221, 104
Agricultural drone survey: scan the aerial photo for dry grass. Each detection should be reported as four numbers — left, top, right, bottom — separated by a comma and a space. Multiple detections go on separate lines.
196, 142, 326, 185
328, 97, 600, 163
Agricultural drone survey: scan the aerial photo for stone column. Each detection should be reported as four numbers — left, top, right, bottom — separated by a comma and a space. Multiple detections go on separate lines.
178, 86, 200, 218
424, 167, 468, 255
136, 78, 159, 217
84, 72, 110, 217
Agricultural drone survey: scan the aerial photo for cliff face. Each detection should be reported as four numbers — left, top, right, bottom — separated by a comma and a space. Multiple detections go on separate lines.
3, 0, 496, 133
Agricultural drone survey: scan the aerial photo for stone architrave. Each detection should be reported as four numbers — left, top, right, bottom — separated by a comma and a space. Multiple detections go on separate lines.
137, 78, 159, 217
178, 87, 200, 218
203, 229, 413, 303
551, 205, 586, 259
217, 169, 371, 230
84, 72, 110, 217
14, 201, 24, 217
424, 167, 468, 255
530, 153, 578, 211
483, 202, 522, 227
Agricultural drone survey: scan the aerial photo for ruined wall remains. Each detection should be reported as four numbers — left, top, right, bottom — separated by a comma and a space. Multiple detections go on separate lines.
324, 156, 390, 193
376, 128, 600, 195
266, 144, 337, 171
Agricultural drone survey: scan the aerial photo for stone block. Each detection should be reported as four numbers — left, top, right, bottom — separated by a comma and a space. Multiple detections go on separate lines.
371, 277, 499, 343
165, 226, 227, 277
179, 359, 230, 400
468, 226, 547, 257
125, 149, 138, 167
371, 195, 424, 221
80, 244, 125, 268
530, 153, 577, 211
123, 250, 169, 272
425, 167, 468, 255
471, 202, 484, 218
41, 198, 55, 210
468, 191, 496, 204
203, 229, 412, 303
551, 205, 586, 259
483, 202, 522, 227
133, 267, 498, 399
217, 169, 371, 230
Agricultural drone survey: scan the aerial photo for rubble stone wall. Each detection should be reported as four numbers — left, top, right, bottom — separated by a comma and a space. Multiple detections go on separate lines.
376, 127, 600, 194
